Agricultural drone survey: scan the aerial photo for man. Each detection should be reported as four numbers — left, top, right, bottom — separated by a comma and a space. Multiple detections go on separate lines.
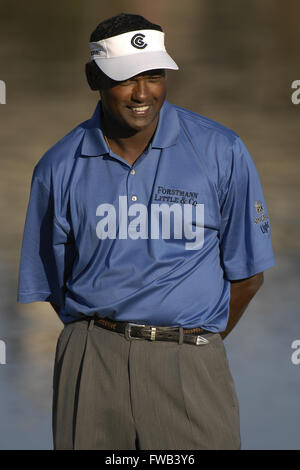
18, 13, 275, 450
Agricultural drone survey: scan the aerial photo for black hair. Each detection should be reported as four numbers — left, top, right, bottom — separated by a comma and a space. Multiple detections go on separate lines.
85, 13, 163, 90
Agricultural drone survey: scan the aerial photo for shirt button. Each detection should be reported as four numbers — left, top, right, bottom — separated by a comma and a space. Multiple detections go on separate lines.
130, 169, 135, 175
131, 195, 137, 202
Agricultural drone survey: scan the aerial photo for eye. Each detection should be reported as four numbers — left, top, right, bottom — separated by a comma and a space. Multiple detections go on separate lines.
119, 80, 133, 86
147, 75, 163, 82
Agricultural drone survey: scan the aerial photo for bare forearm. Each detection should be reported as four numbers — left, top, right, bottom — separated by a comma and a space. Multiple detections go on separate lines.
220, 273, 264, 340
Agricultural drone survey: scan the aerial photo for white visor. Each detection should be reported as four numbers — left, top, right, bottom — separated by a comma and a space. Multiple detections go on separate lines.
89, 29, 179, 81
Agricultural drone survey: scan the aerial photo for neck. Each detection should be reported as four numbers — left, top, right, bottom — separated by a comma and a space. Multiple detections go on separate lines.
101, 109, 159, 166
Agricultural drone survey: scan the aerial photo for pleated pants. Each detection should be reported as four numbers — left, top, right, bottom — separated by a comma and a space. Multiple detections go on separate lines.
52, 319, 241, 450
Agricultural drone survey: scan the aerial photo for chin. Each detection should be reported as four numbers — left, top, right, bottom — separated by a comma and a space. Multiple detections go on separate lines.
127, 115, 157, 132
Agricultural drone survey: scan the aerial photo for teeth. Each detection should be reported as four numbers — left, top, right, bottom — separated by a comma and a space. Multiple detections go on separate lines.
131, 106, 150, 112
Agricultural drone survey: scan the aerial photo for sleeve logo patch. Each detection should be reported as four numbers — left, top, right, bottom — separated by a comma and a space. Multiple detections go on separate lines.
254, 200, 264, 215
253, 200, 270, 234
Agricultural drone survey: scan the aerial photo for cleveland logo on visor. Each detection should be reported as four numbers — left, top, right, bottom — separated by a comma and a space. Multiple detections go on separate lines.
131, 33, 147, 49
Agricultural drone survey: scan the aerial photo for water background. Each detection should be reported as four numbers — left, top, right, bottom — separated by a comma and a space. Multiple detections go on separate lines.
0, 0, 299, 449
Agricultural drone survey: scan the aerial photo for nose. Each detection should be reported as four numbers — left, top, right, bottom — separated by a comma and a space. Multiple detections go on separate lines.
131, 78, 150, 103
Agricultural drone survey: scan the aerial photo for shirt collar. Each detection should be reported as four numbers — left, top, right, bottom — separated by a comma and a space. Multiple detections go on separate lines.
151, 100, 180, 149
81, 101, 107, 156
81, 100, 180, 157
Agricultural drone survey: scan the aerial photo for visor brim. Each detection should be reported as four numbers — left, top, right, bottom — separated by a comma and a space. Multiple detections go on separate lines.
93, 50, 179, 81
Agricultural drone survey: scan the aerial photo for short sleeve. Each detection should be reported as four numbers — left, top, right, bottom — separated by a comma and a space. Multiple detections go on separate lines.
219, 137, 275, 280
17, 169, 75, 307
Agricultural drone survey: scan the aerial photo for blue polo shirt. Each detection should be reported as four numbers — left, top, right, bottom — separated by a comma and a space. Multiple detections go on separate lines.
17, 100, 275, 331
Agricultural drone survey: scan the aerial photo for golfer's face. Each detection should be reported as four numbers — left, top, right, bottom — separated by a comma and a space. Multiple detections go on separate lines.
99, 70, 167, 132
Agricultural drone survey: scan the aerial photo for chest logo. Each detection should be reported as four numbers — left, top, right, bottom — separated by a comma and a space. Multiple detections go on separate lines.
154, 185, 199, 206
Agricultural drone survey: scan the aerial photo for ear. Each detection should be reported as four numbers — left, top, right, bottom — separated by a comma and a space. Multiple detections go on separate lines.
85, 63, 99, 91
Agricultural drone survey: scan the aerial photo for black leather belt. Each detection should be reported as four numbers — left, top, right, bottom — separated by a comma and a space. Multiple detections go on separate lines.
91, 317, 212, 345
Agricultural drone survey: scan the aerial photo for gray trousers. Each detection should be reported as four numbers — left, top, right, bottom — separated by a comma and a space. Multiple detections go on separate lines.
52, 319, 241, 450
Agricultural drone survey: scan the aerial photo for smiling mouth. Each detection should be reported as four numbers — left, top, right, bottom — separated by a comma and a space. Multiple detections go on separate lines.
128, 105, 151, 116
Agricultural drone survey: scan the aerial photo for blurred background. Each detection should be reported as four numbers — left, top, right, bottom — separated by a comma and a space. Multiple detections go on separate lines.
0, 0, 299, 449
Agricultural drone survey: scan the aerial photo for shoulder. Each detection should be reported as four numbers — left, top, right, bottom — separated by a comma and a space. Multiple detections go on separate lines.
32, 118, 90, 188
36, 119, 88, 169
171, 103, 239, 145
171, 103, 255, 170
167, 103, 256, 194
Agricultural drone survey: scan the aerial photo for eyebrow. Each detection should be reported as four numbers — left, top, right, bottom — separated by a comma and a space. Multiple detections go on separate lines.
127, 70, 166, 80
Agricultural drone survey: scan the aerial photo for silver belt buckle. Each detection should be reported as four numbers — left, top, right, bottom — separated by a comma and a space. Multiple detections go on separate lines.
125, 323, 146, 341
196, 335, 209, 345
150, 327, 157, 341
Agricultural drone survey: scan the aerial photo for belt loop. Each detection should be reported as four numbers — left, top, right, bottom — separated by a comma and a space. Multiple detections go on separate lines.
88, 318, 95, 331
179, 327, 184, 345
